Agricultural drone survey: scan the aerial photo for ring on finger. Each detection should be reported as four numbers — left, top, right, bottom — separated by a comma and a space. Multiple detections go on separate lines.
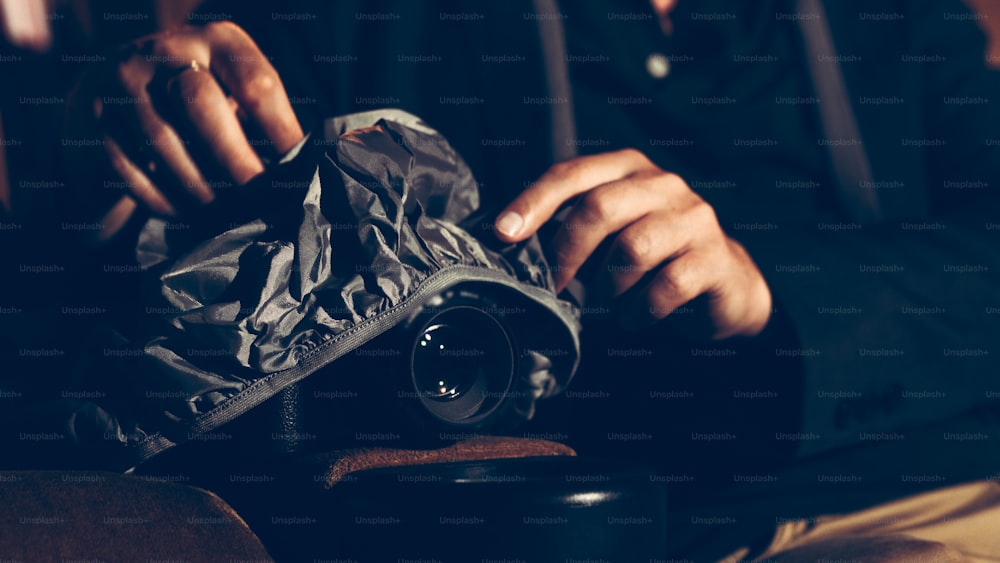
165, 59, 203, 80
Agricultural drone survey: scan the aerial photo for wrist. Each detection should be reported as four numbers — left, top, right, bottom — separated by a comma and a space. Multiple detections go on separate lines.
720, 238, 773, 338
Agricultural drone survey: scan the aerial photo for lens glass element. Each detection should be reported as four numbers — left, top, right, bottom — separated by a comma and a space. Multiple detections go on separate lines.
411, 307, 514, 424
415, 324, 477, 400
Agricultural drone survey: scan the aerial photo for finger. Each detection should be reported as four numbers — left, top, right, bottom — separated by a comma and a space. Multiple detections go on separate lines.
131, 88, 215, 205
103, 134, 176, 217
603, 189, 712, 296
602, 211, 690, 297
97, 195, 138, 243
206, 22, 304, 154
112, 58, 217, 207
168, 66, 264, 185
140, 112, 215, 205
547, 176, 657, 291
620, 252, 715, 330
494, 148, 653, 242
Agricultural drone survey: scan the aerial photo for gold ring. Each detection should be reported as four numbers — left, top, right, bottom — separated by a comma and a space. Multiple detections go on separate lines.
166, 60, 203, 81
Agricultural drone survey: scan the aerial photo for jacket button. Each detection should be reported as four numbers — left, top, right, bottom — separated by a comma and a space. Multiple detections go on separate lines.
646, 52, 670, 79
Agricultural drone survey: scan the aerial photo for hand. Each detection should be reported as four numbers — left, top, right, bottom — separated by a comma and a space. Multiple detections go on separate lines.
65, 22, 303, 241
493, 149, 772, 339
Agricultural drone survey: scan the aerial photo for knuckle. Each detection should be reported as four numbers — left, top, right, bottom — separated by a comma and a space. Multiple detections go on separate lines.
658, 261, 697, 299
203, 20, 229, 35
616, 230, 654, 268
577, 191, 614, 225
234, 71, 278, 111
619, 147, 651, 166
658, 170, 682, 186
688, 199, 719, 227
114, 60, 138, 87
148, 36, 183, 63
651, 170, 685, 196
206, 20, 248, 41
618, 147, 642, 159
547, 158, 579, 179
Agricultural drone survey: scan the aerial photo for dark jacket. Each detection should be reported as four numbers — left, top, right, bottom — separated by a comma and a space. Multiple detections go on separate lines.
217, 0, 1000, 458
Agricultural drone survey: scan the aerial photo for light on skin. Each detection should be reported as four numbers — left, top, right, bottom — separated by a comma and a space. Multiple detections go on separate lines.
0, 0, 52, 52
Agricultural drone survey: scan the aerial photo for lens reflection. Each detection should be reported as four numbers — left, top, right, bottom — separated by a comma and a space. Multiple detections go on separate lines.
410, 307, 514, 424
415, 324, 471, 399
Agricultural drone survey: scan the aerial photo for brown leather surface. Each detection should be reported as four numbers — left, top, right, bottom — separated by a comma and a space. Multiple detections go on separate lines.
0, 471, 273, 563
306, 436, 576, 488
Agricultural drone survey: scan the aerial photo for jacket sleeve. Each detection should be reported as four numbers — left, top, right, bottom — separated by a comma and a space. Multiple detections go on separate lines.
738, 0, 1000, 457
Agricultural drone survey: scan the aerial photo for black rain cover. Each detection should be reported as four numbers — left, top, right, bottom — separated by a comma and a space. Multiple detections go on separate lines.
74, 110, 580, 469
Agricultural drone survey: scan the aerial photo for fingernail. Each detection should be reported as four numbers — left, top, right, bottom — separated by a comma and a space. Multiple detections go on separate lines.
495, 211, 524, 238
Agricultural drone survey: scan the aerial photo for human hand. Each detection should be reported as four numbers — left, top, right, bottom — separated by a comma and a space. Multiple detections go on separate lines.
66, 22, 303, 240
493, 149, 772, 339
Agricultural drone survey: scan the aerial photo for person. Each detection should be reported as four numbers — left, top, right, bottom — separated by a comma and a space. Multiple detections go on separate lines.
8, 0, 1000, 558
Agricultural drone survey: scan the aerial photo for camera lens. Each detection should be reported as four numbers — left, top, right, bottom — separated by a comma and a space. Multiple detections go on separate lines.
414, 324, 479, 400
411, 306, 515, 425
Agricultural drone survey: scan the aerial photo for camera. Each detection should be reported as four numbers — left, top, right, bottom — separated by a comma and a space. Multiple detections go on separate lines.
233, 281, 572, 456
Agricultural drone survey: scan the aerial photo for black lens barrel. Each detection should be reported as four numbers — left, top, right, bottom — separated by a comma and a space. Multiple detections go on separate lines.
409, 293, 518, 427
